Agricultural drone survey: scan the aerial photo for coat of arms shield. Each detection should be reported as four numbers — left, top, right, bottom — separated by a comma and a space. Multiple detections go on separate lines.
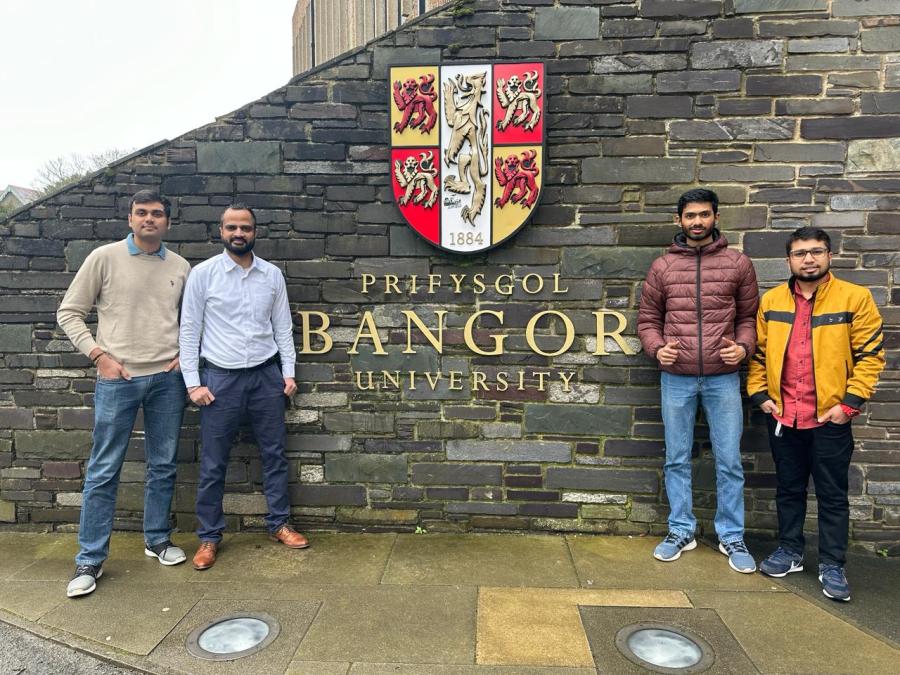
389, 62, 546, 254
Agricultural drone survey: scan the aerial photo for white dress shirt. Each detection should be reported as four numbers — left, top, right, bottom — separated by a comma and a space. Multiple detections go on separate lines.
179, 251, 296, 388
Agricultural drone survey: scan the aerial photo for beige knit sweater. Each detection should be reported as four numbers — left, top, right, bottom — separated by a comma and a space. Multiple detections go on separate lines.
57, 240, 191, 376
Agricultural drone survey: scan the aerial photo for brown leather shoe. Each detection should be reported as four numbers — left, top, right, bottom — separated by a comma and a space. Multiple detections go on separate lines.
192, 541, 218, 570
271, 525, 309, 549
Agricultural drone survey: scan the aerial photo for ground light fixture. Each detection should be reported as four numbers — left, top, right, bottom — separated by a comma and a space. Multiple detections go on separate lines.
185, 612, 280, 661
615, 622, 715, 673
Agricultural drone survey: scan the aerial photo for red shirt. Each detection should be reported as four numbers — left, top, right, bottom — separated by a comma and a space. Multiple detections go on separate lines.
775, 283, 822, 429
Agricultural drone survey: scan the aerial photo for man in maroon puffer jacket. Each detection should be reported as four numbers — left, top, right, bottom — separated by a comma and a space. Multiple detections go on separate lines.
638, 188, 759, 573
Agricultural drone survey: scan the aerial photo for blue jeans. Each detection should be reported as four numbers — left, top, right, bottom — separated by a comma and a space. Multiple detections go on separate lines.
196, 363, 290, 542
660, 371, 745, 543
76, 370, 186, 566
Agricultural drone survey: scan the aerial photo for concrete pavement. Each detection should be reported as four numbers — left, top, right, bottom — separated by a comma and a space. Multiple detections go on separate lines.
0, 531, 897, 674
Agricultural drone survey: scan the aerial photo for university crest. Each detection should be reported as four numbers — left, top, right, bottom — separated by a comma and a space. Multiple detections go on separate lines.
390, 62, 546, 254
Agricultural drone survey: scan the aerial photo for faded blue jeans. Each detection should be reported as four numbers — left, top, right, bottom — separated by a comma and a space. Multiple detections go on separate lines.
76, 370, 185, 566
660, 371, 746, 544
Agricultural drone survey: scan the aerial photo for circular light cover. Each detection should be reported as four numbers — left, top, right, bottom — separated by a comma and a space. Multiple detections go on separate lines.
626, 628, 702, 668
615, 622, 715, 673
186, 613, 280, 661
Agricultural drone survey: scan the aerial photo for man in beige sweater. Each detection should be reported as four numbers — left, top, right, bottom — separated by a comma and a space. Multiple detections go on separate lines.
57, 190, 191, 598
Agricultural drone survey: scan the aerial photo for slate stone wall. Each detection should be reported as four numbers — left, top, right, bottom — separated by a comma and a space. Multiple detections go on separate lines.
1, 0, 898, 552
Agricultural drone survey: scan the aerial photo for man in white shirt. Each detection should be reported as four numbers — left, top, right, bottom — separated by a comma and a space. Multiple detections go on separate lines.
179, 204, 308, 570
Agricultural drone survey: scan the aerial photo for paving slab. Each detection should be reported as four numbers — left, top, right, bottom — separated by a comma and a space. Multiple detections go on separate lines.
147, 598, 320, 675
291, 585, 477, 664
383, 534, 579, 587
579, 606, 758, 674
745, 533, 900, 646
0, 580, 67, 622
286, 661, 351, 675
567, 535, 778, 591
350, 666, 597, 675
0, 533, 76, 578
40, 581, 205, 655
184, 532, 396, 585
689, 590, 900, 674
477, 587, 690, 668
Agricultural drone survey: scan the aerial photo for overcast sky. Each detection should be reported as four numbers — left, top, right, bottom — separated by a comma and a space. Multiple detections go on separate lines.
0, 0, 297, 190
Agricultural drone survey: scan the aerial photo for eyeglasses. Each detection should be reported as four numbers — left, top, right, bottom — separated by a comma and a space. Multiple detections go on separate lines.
788, 247, 829, 260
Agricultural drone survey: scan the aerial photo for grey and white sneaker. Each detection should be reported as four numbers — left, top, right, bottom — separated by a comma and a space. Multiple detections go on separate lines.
144, 540, 187, 566
67, 564, 102, 598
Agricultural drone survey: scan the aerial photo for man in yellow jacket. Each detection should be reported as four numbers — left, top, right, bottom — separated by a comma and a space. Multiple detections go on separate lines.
748, 227, 885, 602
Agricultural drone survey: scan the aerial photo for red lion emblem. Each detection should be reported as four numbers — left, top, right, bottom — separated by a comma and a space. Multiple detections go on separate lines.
392, 74, 438, 134
494, 150, 540, 209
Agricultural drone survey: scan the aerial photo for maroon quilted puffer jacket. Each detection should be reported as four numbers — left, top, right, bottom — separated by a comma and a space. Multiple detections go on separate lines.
638, 231, 758, 376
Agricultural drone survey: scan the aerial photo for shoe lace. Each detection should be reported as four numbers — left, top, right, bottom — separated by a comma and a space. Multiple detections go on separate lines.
74, 564, 97, 576
663, 532, 682, 545
771, 546, 795, 562
821, 564, 844, 581
724, 540, 749, 555
199, 542, 215, 551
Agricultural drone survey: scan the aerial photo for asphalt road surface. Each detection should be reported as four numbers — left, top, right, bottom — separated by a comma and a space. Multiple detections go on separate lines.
0, 621, 136, 675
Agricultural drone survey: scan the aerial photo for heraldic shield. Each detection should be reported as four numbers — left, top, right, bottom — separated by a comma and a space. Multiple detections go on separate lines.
390, 62, 546, 254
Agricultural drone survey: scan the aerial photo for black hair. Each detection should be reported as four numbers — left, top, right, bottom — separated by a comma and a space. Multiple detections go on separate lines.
221, 203, 257, 227
677, 188, 719, 217
129, 190, 171, 218
786, 226, 831, 255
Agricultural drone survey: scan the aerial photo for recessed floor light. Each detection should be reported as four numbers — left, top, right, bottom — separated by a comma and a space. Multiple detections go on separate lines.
615, 622, 714, 673
186, 613, 280, 661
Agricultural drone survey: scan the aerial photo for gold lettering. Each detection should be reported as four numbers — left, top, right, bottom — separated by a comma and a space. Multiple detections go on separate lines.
450, 273, 466, 293
521, 273, 543, 294
428, 274, 442, 293
552, 273, 569, 294
402, 310, 446, 354
298, 311, 333, 354
495, 274, 514, 296
535, 371, 550, 391
355, 370, 374, 390
525, 310, 575, 357
496, 371, 509, 391
408, 275, 419, 294
361, 274, 375, 294
425, 371, 442, 390
516, 370, 525, 390
448, 370, 464, 390
472, 371, 488, 391
464, 310, 507, 356
592, 310, 635, 355
559, 371, 575, 392
348, 311, 386, 354
382, 371, 400, 389
472, 273, 486, 294
407, 370, 417, 390
385, 274, 401, 295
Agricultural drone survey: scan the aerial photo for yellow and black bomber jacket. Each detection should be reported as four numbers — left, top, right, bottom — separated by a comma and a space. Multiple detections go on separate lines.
747, 274, 885, 418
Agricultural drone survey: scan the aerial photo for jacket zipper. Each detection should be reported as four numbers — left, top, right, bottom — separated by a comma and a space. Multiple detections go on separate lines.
809, 289, 819, 419
696, 248, 703, 377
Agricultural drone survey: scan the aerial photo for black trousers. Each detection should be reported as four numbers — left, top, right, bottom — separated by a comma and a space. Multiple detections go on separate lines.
766, 416, 854, 566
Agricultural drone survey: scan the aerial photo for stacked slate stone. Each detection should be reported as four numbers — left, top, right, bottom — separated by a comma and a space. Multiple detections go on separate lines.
0, 0, 898, 553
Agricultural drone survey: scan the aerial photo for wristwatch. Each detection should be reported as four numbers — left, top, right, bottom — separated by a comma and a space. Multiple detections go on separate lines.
839, 404, 860, 419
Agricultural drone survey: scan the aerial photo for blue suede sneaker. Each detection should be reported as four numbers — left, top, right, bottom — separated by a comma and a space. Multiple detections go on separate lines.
819, 564, 851, 602
759, 547, 804, 578
718, 539, 757, 574
653, 531, 697, 562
